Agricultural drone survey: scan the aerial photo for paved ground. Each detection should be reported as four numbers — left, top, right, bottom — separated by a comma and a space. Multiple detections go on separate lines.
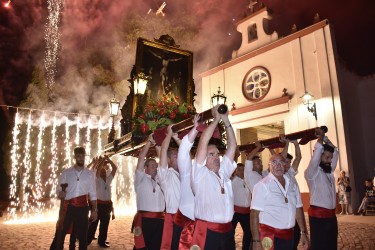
0, 212, 374, 250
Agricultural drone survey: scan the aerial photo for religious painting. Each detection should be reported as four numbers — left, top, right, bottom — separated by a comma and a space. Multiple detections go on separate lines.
134, 37, 194, 111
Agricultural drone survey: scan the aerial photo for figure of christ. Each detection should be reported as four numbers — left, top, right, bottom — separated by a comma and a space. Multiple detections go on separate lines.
148, 49, 183, 96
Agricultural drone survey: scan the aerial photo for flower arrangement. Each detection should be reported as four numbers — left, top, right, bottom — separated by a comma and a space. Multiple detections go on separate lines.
133, 93, 196, 136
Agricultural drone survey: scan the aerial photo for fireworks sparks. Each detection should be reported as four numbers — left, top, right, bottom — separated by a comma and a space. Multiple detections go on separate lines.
44, 0, 64, 97
3, 0, 11, 8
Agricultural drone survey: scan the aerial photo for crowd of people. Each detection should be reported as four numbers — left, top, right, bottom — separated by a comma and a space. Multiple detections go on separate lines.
131, 105, 340, 250
51, 104, 363, 250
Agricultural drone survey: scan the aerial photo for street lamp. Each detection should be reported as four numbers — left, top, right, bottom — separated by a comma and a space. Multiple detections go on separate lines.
108, 96, 120, 143
211, 86, 228, 114
134, 72, 151, 95
300, 91, 317, 120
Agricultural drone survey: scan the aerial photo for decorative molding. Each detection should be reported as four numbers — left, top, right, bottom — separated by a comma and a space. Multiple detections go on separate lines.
229, 95, 290, 116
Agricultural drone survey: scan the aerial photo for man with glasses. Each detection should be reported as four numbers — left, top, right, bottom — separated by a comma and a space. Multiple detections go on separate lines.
250, 154, 309, 250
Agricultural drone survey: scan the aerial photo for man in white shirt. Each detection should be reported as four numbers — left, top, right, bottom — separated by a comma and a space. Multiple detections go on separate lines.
158, 125, 181, 250
133, 134, 165, 250
244, 142, 266, 194
171, 114, 200, 250
87, 156, 117, 248
231, 163, 251, 250
251, 154, 309, 250
191, 105, 237, 249
304, 128, 339, 250
51, 146, 98, 250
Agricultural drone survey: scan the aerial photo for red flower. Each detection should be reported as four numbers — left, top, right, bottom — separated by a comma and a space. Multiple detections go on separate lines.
139, 114, 146, 119
169, 112, 176, 120
140, 123, 149, 134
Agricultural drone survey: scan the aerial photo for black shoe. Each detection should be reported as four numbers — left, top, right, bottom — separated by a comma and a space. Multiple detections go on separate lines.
98, 242, 110, 248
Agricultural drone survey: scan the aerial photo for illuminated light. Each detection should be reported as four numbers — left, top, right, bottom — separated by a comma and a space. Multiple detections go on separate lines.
228, 33, 231, 36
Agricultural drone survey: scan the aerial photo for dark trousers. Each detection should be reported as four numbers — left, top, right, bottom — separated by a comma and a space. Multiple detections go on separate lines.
63, 205, 90, 250
87, 203, 112, 245
50, 205, 89, 250
292, 221, 300, 250
231, 212, 252, 250
204, 228, 236, 250
274, 237, 294, 250
171, 223, 183, 250
309, 215, 338, 250
142, 217, 164, 250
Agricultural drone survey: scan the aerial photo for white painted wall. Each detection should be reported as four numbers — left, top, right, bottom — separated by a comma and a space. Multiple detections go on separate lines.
196, 18, 348, 193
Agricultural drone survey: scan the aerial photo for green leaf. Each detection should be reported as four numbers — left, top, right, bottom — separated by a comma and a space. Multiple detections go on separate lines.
136, 118, 145, 124
147, 121, 157, 131
178, 104, 188, 113
158, 117, 172, 126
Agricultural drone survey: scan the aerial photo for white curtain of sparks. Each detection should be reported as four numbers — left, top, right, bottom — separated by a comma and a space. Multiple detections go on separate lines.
6, 110, 137, 222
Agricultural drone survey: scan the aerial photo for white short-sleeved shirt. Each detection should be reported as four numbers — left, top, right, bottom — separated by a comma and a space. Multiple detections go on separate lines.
232, 176, 251, 207
244, 160, 268, 194
304, 142, 339, 209
177, 135, 196, 220
58, 166, 97, 201
192, 155, 237, 223
96, 174, 114, 201
251, 173, 303, 229
134, 169, 165, 212
158, 167, 180, 213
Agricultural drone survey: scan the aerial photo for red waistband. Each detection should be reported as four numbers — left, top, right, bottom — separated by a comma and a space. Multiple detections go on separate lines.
97, 200, 112, 205
174, 209, 194, 227
259, 224, 294, 240
196, 219, 232, 233
138, 211, 165, 219
308, 206, 336, 218
234, 205, 250, 214
67, 195, 88, 207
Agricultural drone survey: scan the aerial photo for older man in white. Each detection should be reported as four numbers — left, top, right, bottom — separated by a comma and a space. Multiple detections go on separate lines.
191, 105, 237, 249
251, 154, 309, 250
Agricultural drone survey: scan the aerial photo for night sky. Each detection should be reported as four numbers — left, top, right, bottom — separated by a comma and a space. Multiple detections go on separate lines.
0, 0, 374, 194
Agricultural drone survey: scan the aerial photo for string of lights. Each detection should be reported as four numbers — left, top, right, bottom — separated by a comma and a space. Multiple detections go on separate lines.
0, 104, 102, 118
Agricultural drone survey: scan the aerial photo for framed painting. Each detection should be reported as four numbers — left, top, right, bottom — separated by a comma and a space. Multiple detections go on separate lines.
134, 36, 194, 111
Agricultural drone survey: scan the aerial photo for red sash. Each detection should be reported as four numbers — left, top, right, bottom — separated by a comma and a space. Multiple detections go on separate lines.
67, 195, 89, 207
259, 224, 294, 250
97, 200, 112, 205
191, 219, 232, 249
133, 211, 165, 249
174, 209, 195, 250
234, 205, 250, 214
161, 213, 176, 250
308, 205, 336, 218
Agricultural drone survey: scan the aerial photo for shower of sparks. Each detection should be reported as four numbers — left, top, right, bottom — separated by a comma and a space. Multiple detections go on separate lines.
75, 116, 80, 146
85, 118, 92, 162
5, 109, 138, 223
34, 113, 46, 211
97, 117, 102, 154
8, 111, 21, 219
64, 117, 71, 167
48, 113, 58, 200
20, 112, 32, 214
44, 0, 63, 95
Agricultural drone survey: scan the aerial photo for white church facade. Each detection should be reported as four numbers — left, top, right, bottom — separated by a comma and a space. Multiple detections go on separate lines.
195, 6, 353, 210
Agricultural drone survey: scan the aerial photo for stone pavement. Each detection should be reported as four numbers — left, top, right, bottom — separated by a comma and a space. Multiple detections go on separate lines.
0, 213, 374, 250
